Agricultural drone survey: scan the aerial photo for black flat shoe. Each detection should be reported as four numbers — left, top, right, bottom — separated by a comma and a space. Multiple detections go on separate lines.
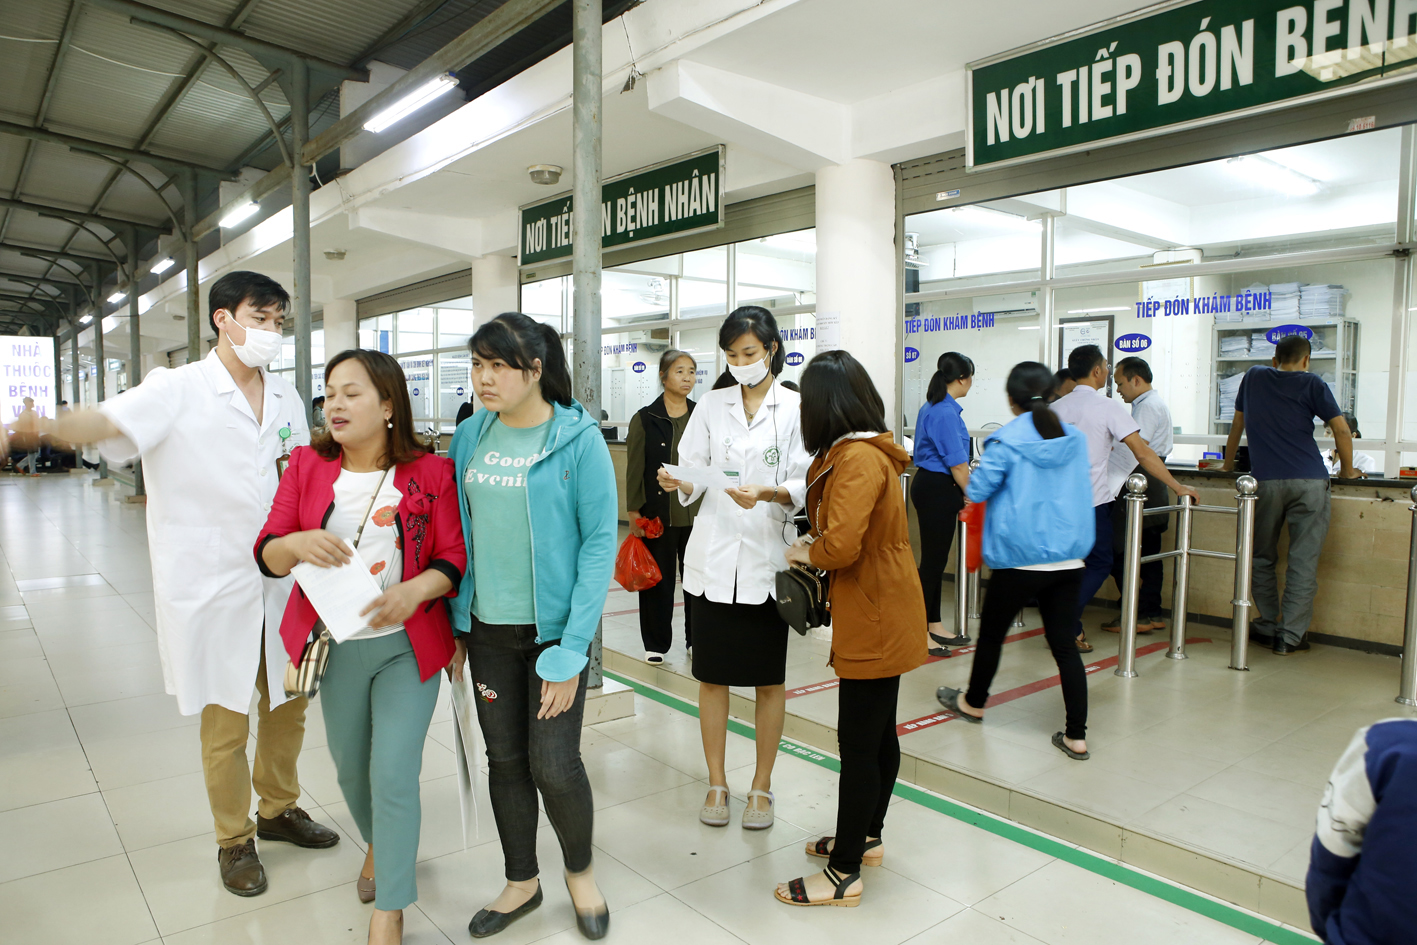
565, 878, 609, 940
468, 884, 543, 938
929, 631, 971, 647
936, 686, 982, 723
1273, 636, 1311, 655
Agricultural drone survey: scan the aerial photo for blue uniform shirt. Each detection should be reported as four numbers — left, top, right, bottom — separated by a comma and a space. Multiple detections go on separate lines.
1234, 366, 1340, 481
914, 395, 970, 474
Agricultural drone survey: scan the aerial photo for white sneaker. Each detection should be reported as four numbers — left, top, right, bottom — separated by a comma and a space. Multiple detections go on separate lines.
644, 651, 665, 664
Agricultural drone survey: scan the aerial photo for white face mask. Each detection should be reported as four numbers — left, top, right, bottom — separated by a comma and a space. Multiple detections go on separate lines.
224, 313, 283, 368
728, 352, 771, 388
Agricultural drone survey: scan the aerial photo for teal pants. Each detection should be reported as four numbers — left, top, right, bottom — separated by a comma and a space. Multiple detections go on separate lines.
321, 632, 440, 910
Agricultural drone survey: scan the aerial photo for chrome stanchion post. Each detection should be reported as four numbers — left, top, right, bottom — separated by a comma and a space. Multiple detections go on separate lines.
1167, 493, 1194, 660
954, 515, 969, 639
1230, 475, 1259, 671
1396, 486, 1417, 706
900, 470, 911, 503
1115, 473, 1147, 678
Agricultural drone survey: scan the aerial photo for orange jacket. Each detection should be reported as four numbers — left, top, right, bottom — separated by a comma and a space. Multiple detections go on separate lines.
807, 434, 928, 680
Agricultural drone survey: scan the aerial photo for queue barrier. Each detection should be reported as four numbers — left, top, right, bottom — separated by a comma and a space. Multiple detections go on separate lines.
1115, 473, 1259, 676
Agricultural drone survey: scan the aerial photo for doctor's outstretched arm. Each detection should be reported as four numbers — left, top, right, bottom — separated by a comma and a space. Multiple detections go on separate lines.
38, 410, 120, 445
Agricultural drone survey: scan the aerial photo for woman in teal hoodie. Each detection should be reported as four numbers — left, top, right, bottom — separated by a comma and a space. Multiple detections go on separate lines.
449, 313, 616, 940
935, 361, 1095, 761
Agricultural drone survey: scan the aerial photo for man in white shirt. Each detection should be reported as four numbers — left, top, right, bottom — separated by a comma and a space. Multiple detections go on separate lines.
1051, 345, 1197, 651
1103, 357, 1174, 634
45, 271, 337, 897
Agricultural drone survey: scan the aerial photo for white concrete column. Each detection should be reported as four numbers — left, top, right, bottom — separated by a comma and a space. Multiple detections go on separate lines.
814, 158, 898, 426
472, 254, 520, 326
323, 299, 358, 355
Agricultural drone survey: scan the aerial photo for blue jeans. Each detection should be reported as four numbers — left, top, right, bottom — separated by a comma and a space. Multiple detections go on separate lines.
1074, 503, 1112, 637
467, 618, 593, 881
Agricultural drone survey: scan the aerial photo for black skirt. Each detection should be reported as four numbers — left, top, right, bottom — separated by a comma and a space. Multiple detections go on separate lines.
687, 593, 789, 687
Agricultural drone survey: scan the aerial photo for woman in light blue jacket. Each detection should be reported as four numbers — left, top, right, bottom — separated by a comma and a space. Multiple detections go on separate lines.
449, 313, 616, 940
935, 361, 1095, 761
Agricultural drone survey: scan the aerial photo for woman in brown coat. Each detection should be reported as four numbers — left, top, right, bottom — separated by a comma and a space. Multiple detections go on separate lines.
774, 350, 927, 909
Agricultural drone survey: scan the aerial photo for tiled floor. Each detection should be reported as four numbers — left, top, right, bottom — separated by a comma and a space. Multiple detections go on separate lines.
2, 473, 1313, 943
599, 536, 1417, 889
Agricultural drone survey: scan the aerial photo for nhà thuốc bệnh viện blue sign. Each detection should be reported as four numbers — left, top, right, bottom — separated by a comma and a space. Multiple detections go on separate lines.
968, 0, 1417, 169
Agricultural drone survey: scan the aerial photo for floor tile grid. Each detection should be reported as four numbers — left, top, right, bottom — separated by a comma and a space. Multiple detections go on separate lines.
601, 670, 1318, 945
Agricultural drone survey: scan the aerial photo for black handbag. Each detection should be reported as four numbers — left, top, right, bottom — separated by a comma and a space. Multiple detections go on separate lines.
775, 465, 833, 636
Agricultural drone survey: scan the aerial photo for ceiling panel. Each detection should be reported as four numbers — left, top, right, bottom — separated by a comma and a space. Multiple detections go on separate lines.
15, 143, 118, 207
0, 2, 67, 124
241, 0, 426, 66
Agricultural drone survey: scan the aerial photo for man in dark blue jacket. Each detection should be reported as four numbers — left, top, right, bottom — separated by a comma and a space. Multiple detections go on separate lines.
1307, 717, 1417, 944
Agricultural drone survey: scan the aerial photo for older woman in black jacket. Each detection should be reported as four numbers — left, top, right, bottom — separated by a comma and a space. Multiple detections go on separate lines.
624, 350, 701, 663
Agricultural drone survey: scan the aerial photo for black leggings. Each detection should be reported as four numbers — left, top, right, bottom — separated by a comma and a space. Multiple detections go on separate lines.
911, 469, 964, 623
965, 567, 1088, 741
638, 524, 692, 654
829, 675, 901, 876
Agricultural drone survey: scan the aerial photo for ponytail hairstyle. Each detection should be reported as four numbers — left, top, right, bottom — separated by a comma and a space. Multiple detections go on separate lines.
718, 305, 786, 376
926, 351, 975, 404
468, 312, 574, 407
1005, 361, 1065, 440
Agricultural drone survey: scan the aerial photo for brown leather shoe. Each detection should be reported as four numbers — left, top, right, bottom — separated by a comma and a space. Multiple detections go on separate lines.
256, 806, 340, 849
218, 839, 268, 897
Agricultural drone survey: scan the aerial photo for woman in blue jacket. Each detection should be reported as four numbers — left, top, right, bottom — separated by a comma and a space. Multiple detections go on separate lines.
449, 313, 616, 940
935, 361, 1094, 761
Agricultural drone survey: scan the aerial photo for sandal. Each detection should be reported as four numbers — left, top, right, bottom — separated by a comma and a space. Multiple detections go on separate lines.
742, 789, 774, 830
775, 867, 861, 907
356, 873, 375, 903
1052, 731, 1090, 760
806, 836, 883, 867
936, 686, 982, 724
1075, 633, 1094, 653
700, 785, 730, 827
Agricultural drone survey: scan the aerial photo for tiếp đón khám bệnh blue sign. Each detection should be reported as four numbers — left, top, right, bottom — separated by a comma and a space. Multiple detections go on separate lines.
967, 0, 1417, 169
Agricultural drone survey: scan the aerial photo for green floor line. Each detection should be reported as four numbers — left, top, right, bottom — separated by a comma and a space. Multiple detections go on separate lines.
603, 669, 1316, 945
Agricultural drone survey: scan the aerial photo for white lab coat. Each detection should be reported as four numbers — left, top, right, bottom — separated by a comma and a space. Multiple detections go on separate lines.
677, 380, 809, 605
99, 350, 310, 715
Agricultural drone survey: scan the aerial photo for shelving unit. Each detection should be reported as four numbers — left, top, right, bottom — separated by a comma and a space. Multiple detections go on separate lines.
1209, 317, 1358, 434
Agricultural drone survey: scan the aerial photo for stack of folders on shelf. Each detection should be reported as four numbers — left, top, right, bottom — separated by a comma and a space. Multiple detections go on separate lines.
1215, 304, 1247, 324
1218, 373, 1244, 422
1242, 283, 1272, 320
1300, 284, 1346, 318
1250, 331, 1277, 359
1218, 334, 1250, 358
1270, 282, 1302, 319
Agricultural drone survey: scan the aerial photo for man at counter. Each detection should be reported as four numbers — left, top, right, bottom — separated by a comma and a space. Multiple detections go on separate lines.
1052, 345, 1197, 652
1102, 357, 1173, 636
1223, 334, 1362, 655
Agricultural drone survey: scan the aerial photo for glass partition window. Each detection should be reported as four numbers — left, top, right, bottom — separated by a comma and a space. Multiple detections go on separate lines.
521, 230, 817, 426
270, 327, 325, 400
904, 125, 1408, 474
357, 298, 475, 436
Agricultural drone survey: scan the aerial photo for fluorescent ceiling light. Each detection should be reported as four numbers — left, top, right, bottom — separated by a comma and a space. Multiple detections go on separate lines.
363, 74, 459, 133
1017, 325, 1040, 330
79, 314, 92, 325
948, 205, 1037, 231
1066, 306, 1131, 313
108, 291, 126, 303
220, 201, 259, 228
1225, 155, 1322, 196
149, 256, 174, 274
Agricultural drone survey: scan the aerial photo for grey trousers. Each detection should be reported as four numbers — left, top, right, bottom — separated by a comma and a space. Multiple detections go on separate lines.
1251, 478, 1331, 645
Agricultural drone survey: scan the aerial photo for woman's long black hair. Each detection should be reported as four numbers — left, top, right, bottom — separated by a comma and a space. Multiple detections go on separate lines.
468, 312, 574, 407
718, 305, 785, 376
1005, 361, 1065, 439
799, 350, 888, 457
926, 351, 974, 404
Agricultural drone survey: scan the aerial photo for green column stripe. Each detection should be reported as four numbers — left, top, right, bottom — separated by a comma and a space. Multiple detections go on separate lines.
603, 670, 1316, 945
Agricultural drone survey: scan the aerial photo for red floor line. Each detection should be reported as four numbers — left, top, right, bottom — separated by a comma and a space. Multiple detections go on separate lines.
896, 637, 1211, 736
784, 627, 1047, 700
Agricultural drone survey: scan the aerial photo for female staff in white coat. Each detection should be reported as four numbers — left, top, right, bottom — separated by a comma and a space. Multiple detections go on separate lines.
658, 306, 810, 831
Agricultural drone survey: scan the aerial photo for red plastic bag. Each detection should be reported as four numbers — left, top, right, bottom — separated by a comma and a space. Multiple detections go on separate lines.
959, 501, 986, 573
615, 533, 662, 592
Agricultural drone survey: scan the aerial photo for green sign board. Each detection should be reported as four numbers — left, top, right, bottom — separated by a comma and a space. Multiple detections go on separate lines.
519, 146, 724, 266
968, 0, 1417, 169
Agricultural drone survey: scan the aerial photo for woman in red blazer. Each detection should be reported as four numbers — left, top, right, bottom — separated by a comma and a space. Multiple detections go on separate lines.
256, 349, 465, 945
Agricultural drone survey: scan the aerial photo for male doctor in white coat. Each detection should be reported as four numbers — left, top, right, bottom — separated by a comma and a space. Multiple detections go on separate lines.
46, 271, 338, 896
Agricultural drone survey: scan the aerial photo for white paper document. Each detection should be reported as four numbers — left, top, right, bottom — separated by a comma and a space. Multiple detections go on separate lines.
660, 463, 741, 490
449, 674, 484, 848
291, 548, 387, 643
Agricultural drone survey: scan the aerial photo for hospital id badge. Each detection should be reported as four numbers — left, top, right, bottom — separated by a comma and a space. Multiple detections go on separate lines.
722, 469, 741, 489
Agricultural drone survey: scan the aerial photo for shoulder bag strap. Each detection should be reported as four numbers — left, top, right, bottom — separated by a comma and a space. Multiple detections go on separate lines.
351, 468, 391, 549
